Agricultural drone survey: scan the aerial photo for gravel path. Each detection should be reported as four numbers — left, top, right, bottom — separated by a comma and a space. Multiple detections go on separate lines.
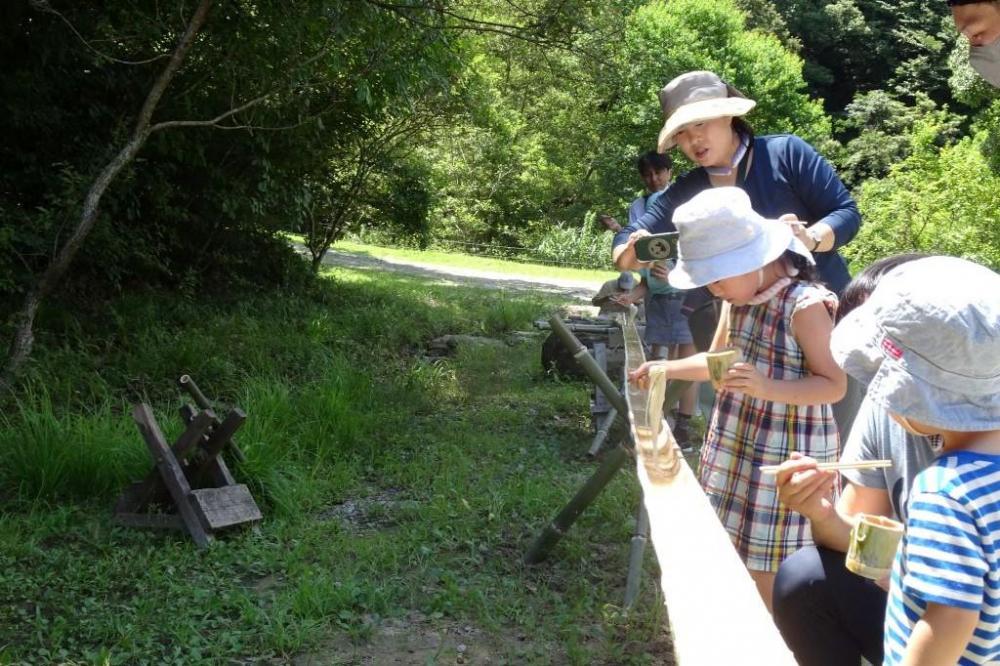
313, 247, 605, 303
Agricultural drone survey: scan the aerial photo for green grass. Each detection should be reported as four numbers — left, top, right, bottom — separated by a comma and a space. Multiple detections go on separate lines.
287, 233, 616, 284
0, 264, 671, 665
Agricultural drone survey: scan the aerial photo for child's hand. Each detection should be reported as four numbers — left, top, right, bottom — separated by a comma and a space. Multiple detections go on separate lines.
774, 452, 837, 521
720, 362, 766, 397
628, 360, 666, 390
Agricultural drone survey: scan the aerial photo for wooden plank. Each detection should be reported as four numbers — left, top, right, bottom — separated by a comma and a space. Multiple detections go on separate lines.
117, 409, 216, 512
177, 374, 247, 462
132, 404, 213, 548
201, 408, 246, 459
620, 319, 796, 666
190, 485, 262, 530
179, 405, 237, 487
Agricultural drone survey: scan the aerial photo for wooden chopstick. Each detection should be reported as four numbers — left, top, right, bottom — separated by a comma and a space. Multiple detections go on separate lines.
759, 459, 893, 475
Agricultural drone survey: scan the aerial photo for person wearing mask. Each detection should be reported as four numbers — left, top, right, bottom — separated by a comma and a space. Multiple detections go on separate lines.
950, 0, 1000, 87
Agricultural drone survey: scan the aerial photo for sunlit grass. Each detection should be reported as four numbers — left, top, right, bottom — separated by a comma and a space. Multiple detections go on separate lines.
0, 266, 668, 665
283, 232, 616, 284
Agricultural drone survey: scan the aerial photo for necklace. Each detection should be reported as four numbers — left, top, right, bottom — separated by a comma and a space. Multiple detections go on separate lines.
705, 136, 748, 177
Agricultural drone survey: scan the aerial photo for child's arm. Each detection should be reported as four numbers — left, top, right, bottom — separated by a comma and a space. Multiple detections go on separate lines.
720, 301, 846, 405
628, 353, 711, 385
900, 603, 978, 666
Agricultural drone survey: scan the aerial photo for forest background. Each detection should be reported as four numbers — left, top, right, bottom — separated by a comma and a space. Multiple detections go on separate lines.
4, 0, 1000, 321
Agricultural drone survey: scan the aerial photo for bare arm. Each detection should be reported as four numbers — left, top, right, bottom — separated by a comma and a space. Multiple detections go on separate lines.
901, 603, 978, 666
629, 353, 712, 385
720, 301, 846, 405
613, 230, 649, 271
776, 456, 893, 551
613, 242, 643, 271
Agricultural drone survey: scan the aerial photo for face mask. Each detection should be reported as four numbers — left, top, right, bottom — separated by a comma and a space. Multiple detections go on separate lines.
970, 37, 1000, 88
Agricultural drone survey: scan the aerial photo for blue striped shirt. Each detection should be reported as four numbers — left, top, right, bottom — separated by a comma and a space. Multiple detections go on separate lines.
884, 451, 1000, 664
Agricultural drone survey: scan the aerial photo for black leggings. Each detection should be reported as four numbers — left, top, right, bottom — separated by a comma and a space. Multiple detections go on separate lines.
773, 545, 887, 666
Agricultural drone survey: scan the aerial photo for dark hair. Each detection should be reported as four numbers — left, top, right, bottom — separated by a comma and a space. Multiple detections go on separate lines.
836, 253, 932, 322
636, 151, 672, 175
732, 117, 755, 144
782, 250, 820, 284
947, 0, 998, 6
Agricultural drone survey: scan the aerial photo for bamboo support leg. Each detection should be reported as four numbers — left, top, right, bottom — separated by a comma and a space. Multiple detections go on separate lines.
588, 407, 618, 457
549, 317, 629, 415
524, 445, 629, 564
623, 501, 650, 610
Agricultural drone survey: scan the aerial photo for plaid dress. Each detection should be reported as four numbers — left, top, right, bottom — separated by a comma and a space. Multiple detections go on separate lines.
699, 281, 840, 572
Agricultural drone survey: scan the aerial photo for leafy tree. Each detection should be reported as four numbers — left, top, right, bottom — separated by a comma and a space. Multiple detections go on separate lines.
774, 0, 953, 112
598, 0, 831, 198
846, 119, 1000, 271
832, 90, 962, 188
0, 0, 461, 386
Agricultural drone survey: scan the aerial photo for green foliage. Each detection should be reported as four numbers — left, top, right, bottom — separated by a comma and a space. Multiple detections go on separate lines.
418, 0, 831, 256
832, 90, 963, 188
600, 0, 831, 181
528, 213, 616, 270
847, 119, 1000, 271
772, 0, 954, 112
0, 1, 460, 307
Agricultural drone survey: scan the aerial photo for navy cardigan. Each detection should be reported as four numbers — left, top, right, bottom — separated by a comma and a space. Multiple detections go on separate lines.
613, 134, 861, 295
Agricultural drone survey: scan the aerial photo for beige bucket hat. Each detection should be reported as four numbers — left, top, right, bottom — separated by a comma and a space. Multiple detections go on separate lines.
657, 71, 756, 153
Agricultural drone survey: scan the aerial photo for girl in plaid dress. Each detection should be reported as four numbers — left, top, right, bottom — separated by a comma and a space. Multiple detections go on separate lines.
629, 187, 846, 612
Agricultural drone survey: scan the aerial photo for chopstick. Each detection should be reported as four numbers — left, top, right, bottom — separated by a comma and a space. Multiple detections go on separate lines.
759, 459, 893, 475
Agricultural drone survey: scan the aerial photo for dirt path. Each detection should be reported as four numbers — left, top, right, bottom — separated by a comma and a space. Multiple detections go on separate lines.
312, 247, 605, 303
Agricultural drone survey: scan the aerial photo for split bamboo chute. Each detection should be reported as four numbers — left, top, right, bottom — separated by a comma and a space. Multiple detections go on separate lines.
620, 313, 796, 665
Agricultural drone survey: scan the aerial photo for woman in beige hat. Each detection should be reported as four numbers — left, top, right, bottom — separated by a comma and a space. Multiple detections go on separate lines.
612, 70, 859, 297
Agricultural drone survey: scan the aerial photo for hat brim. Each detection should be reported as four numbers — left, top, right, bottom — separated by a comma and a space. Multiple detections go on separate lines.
831, 303, 1000, 432
667, 221, 812, 290
658, 97, 756, 153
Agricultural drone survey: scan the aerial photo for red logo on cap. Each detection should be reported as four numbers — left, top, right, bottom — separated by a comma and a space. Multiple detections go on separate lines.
881, 336, 903, 360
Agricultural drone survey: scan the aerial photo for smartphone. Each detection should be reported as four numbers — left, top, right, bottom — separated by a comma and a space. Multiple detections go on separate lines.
634, 232, 679, 262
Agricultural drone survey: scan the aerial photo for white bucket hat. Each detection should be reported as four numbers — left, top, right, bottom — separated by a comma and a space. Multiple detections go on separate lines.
831, 256, 1000, 431
657, 71, 756, 153
667, 187, 813, 290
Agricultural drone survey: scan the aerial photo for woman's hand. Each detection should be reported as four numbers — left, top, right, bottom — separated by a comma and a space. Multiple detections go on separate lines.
628, 360, 667, 390
780, 213, 813, 250
720, 361, 767, 397
774, 452, 837, 522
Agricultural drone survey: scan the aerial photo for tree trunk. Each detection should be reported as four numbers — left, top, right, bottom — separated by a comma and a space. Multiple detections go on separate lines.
0, 0, 212, 391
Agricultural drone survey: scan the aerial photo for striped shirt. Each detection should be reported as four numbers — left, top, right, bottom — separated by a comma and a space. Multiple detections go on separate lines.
884, 451, 1000, 665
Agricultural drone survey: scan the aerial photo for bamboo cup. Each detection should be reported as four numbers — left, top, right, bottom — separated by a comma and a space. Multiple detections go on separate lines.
706, 347, 743, 390
845, 513, 904, 580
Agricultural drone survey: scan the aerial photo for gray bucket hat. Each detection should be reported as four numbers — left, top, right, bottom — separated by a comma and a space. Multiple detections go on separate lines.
657, 71, 756, 153
831, 256, 1000, 431
666, 187, 813, 289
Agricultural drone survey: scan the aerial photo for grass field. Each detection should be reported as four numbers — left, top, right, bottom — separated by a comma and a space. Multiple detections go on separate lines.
0, 254, 670, 665
289, 234, 617, 285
